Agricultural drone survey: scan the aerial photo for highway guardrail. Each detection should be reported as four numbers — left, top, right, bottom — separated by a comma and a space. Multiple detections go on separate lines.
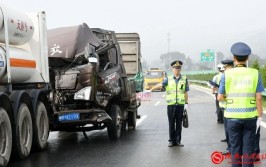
189, 80, 266, 97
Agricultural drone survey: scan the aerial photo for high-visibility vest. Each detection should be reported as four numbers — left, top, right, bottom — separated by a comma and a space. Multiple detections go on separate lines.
224, 67, 258, 119
165, 76, 187, 105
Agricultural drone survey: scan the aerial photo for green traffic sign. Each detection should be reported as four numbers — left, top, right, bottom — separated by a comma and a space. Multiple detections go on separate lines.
201, 51, 215, 62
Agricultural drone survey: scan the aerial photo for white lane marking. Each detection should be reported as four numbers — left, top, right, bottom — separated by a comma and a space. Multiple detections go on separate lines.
155, 101, 161, 106
162, 94, 165, 98
191, 86, 215, 99
136, 115, 147, 127
48, 132, 74, 140
260, 121, 266, 129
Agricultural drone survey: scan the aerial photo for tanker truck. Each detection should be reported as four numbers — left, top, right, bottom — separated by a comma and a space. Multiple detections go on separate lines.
0, 4, 50, 167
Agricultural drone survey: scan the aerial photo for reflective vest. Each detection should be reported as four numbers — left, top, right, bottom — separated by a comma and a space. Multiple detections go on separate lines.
224, 67, 258, 119
165, 75, 186, 105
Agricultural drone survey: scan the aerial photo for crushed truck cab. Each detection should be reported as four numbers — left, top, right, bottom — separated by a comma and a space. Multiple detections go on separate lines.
47, 24, 141, 140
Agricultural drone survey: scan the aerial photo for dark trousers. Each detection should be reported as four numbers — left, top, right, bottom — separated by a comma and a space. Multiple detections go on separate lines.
227, 118, 256, 167
215, 93, 223, 123
222, 108, 230, 150
167, 105, 184, 143
254, 127, 260, 155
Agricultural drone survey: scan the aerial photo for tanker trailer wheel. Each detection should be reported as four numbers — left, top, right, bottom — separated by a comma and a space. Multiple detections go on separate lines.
0, 108, 12, 167
15, 103, 33, 159
127, 111, 136, 130
107, 105, 122, 140
33, 101, 49, 151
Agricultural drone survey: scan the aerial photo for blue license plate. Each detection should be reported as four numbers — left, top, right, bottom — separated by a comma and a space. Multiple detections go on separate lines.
58, 113, 80, 122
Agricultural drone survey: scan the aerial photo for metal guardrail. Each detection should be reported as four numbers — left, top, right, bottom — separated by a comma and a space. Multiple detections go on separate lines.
189, 80, 208, 85
189, 80, 266, 97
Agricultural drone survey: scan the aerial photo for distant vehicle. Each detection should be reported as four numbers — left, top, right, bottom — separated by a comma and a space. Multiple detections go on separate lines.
144, 68, 166, 91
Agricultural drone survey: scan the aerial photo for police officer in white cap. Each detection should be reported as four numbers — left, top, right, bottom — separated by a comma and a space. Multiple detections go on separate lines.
212, 64, 225, 124
150, 60, 189, 147
218, 42, 264, 167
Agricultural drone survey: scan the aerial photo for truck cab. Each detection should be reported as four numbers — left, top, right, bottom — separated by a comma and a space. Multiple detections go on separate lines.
47, 24, 140, 140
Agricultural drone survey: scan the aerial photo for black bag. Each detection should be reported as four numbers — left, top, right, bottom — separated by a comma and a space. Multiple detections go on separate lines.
183, 109, 189, 128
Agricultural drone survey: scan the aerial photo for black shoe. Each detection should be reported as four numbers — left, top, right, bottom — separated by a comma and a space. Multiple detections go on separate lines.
168, 142, 177, 147
221, 149, 230, 155
176, 143, 184, 147
221, 139, 227, 142
254, 157, 260, 162
254, 154, 260, 162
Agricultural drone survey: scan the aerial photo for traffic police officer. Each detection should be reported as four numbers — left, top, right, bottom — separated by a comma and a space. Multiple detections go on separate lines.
219, 60, 234, 155
150, 60, 189, 147
218, 42, 264, 167
212, 64, 225, 123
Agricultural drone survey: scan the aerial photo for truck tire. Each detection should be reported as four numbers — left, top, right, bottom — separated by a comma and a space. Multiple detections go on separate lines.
128, 111, 136, 130
33, 101, 49, 151
15, 103, 33, 159
107, 105, 122, 140
0, 108, 12, 167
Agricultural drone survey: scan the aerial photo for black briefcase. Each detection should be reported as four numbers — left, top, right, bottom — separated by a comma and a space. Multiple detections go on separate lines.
183, 109, 189, 128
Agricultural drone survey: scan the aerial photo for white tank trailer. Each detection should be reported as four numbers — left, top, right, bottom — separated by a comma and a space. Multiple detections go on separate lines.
0, 4, 50, 167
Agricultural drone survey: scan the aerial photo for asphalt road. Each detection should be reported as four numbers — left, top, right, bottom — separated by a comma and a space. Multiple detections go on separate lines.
8, 85, 266, 167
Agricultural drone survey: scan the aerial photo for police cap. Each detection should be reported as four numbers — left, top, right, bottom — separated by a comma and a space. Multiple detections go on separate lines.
171, 60, 183, 67
221, 59, 234, 66
230, 42, 251, 56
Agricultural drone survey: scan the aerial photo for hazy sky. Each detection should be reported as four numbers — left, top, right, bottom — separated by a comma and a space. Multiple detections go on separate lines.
4, 0, 266, 63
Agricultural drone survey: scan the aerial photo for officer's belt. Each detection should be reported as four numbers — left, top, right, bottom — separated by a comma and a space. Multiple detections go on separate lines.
227, 117, 257, 121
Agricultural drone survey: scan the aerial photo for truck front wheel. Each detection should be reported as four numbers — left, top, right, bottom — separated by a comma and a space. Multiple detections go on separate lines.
33, 101, 49, 151
0, 108, 12, 167
15, 103, 33, 159
107, 105, 122, 140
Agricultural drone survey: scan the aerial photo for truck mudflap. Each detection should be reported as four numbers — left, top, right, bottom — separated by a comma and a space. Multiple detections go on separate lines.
53, 109, 111, 126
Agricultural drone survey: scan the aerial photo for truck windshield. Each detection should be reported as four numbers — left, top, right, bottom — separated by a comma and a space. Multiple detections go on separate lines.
145, 71, 163, 78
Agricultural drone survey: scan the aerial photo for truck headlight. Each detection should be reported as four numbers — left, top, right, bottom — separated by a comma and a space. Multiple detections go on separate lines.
74, 86, 92, 100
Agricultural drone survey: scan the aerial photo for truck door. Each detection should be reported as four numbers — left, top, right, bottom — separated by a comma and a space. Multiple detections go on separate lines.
96, 47, 122, 106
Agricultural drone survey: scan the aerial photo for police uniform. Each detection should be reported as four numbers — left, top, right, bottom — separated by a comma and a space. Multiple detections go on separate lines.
162, 60, 189, 147
218, 42, 265, 167
220, 59, 234, 155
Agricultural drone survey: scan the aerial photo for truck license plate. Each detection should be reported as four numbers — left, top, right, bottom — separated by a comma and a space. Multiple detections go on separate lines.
58, 113, 80, 122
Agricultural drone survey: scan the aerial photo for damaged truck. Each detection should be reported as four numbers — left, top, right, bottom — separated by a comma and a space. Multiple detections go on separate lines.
47, 23, 141, 140
0, 4, 142, 166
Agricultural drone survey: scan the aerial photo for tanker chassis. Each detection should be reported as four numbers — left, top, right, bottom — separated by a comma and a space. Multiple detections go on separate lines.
0, 5, 50, 167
